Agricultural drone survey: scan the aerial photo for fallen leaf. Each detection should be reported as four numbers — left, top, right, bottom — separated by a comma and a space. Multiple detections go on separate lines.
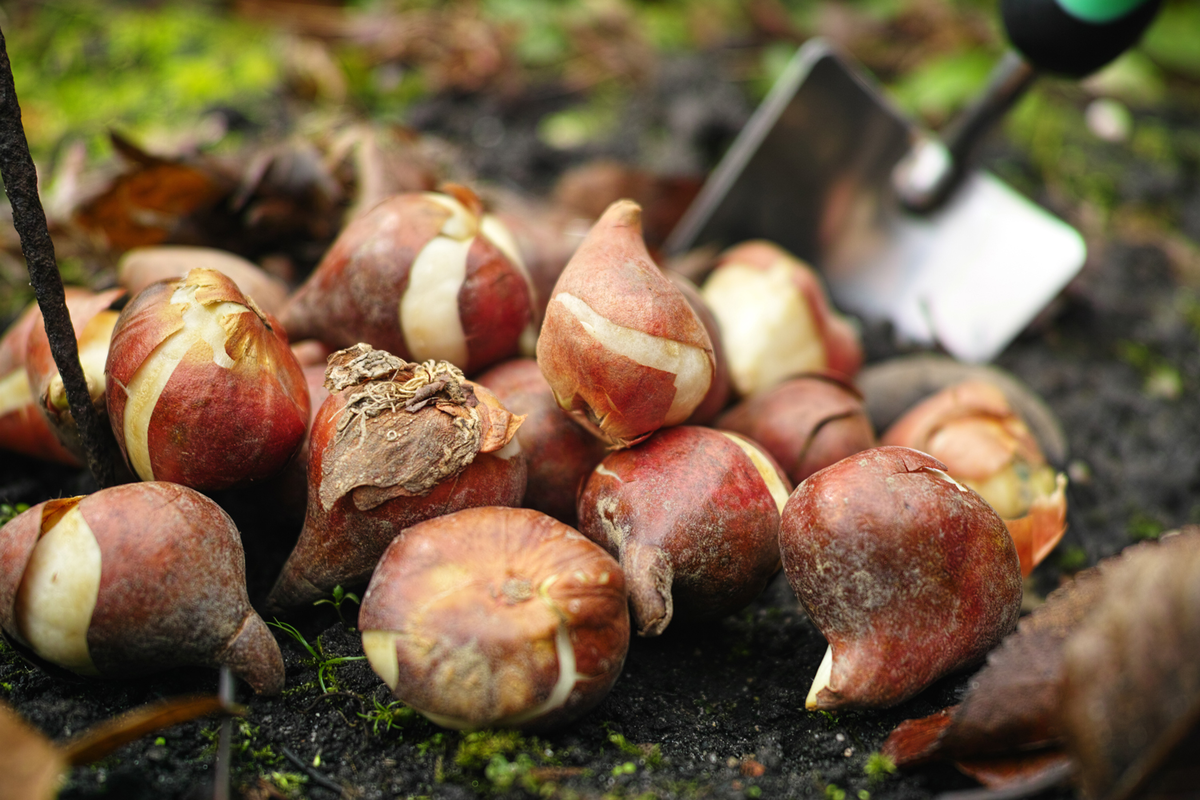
1060, 530, 1200, 800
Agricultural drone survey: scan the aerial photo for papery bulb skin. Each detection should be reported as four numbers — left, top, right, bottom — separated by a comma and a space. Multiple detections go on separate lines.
475, 358, 607, 525
359, 506, 629, 731
536, 200, 716, 449
118, 246, 291, 316
780, 446, 1022, 711
700, 241, 863, 396
717, 372, 876, 485
266, 345, 527, 615
280, 185, 536, 374
882, 379, 1068, 576
0, 483, 284, 694
105, 268, 310, 491
0, 300, 79, 465
576, 426, 791, 636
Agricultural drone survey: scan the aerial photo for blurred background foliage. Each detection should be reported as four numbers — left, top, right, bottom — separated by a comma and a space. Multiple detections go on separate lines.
1, 0, 1199, 319
5, 0, 1198, 164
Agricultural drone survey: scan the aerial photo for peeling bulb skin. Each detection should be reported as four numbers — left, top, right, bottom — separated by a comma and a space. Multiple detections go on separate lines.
536, 200, 715, 449
882, 379, 1069, 576
0, 484, 285, 695
700, 241, 864, 397
266, 345, 527, 615
23, 288, 125, 460
780, 446, 1022, 710
358, 506, 629, 731
280, 187, 534, 374
105, 268, 310, 491
577, 426, 790, 635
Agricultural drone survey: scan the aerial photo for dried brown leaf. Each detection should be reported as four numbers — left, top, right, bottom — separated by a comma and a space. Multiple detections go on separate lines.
73, 134, 230, 251
0, 701, 63, 800
1060, 529, 1200, 800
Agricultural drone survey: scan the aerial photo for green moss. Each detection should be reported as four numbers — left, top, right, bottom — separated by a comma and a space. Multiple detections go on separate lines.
1057, 545, 1089, 573
863, 751, 897, 783
6, 1, 284, 163
1128, 511, 1166, 541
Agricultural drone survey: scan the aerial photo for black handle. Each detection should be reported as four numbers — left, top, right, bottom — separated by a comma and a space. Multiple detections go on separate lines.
1001, 0, 1163, 77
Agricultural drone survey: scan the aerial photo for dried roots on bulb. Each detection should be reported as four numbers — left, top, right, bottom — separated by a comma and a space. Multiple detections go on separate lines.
266, 343, 527, 615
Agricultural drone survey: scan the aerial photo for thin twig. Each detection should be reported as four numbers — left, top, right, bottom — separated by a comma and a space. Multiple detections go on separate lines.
281, 745, 346, 795
0, 25, 118, 487
214, 666, 235, 800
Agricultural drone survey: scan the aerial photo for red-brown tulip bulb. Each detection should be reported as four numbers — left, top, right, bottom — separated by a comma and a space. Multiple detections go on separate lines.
537, 200, 715, 448
0, 482, 284, 694
105, 268, 310, 491
780, 446, 1022, 710
359, 506, 629, 731
577, 426, 791, 635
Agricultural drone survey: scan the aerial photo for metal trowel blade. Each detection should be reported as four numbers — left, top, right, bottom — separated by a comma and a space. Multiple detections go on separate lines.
664, 38, 1085, 364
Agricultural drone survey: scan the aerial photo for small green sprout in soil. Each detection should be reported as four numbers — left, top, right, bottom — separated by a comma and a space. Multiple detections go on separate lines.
359, 697, 419, 736
825, 784, 847, 800
268, 771, 308, 797
604, 723, 663, 767
313, 584, 360, 625
864, 751, 897, 783
268, 619, 365, 693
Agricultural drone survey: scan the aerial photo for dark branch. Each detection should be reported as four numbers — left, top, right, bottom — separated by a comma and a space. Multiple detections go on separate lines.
0, 25, 118, 487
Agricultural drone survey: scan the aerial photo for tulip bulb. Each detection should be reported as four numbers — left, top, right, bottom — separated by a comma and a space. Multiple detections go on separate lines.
780, 446, 1022, 710
537, 200, 716, 448
576, 426, 791, 635
359, 506, 629, 731
717, 372, 876, 485
266, 344, 527, 614
281, 184, 536, 374
474, 357, 607, 524
700, 241, 863, 396
105, 268, 310, 491
0, 301, 78, 465
0, 482, 284, 694
881, 379, 1068, 576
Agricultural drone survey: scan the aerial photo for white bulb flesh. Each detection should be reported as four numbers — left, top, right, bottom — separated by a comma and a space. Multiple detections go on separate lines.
720, 432, 791, 513
0, 369, 32, 417
361, 629, 402, 691
15, 504, 102, 676
554, 292, 711, 425
122, 284, 248, 481
702, 261, 824, 396
400, 236, 473, 368
49, 310, 119, 410
805, 644, 834, 710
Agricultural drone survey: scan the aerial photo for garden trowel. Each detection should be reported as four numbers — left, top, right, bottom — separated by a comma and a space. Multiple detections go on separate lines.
665, 0, 1162, 363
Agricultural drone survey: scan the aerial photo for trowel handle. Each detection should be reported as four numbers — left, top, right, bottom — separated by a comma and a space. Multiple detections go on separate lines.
897, 0, 1162, 212
1002, 0, 1163, 78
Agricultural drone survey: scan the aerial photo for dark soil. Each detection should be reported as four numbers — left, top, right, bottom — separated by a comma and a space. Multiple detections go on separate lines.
4, 50, 1200, 800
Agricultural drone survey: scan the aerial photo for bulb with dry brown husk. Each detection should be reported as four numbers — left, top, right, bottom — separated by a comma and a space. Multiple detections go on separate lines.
266, 344, 527, 615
